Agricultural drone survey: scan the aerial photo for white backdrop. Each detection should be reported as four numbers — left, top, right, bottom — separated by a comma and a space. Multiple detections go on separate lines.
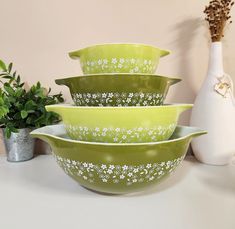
1, 0, 235, 154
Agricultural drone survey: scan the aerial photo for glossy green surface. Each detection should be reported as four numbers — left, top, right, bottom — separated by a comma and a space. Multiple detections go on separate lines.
45, 104, 193, 143
69, 43, 170, 74
55, 74, 181, 106
30, 125, 206, 194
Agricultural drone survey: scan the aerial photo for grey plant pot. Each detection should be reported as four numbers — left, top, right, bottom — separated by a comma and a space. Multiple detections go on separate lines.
3, 128, 35, 162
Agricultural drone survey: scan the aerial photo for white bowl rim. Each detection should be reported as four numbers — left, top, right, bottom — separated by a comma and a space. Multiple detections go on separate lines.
55, 73, 181, 82
69, 42, 171, 54
30, 124, 206, 147
45, 103, 193, 110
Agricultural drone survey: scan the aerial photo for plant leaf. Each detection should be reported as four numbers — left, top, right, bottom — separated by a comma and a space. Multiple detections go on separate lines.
4, 85, 15, 95
5, 127, 11, 138
8, 63, 13, 73
25, 100, 37, 111
20, 110, 28, 119
0, 60, 7, 71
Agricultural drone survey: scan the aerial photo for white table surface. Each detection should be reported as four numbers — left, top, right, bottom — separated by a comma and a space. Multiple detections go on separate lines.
0, 155, 234, 229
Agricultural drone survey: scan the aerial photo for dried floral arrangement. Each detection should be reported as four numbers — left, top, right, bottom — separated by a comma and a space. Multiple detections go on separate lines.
204, 0, 234, 42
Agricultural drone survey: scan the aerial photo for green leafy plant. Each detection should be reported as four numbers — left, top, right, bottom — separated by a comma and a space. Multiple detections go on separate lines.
0, 60, 64, 138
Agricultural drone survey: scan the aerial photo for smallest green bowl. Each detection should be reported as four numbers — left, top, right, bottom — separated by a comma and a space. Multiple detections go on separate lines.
45, 104, 193, 143
69, 43, 170, 74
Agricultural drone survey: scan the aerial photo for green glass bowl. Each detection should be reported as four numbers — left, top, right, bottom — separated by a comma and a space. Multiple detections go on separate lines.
30, 125, 206, 194
45, 104, 193, 143
69, 43, 170, 74
55, 74, 181, 107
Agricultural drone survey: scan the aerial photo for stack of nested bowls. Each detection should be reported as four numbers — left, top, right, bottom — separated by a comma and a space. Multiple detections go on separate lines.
31, 44, 206, 194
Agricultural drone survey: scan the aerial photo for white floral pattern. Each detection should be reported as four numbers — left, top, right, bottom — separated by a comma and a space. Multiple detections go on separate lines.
65, 124, 176, 143
54, 155, 184, 185
81, 58, 156, 74
72, 92, 164, 106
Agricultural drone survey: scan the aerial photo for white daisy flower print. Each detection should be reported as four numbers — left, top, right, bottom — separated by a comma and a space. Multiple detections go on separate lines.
109, 165, 115, 170
133, 168, 139, 173
120, 174, 125, 179
119, 58, 125, 64
111, 58, 117, 64
127, 130, 132, 135
107, 169, 113, 174
115, 128, 120, 132
83, 162, 88, 168
130, 58, 135, 64
101, 164, 107, 169
117, 62, 122, 68
143, 101, 148, 106
134, 66, 139, 72
140, 93, 145, 98
127, 172, 133, 177
122, 165, 128, 170
126, 98, 131, 103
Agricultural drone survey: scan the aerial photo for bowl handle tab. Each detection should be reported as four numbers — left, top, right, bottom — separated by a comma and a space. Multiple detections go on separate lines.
160, 49, 170, 57
178, 104, 194, 114
169, 78, 182, 85
188, 128, 207, 139
55, 78, 69, 87
68, 50, 81, 59
30, 130, 53, 145
45, 105, 63, 116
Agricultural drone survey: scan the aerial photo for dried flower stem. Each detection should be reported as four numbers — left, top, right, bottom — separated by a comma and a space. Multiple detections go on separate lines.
204, 0, 234, 42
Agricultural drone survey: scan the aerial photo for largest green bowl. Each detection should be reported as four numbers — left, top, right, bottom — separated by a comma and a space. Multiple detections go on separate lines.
69, 43, 170, 74
30, 125, 206, 194
46, 104, 193, 143
55, 74, 181, 107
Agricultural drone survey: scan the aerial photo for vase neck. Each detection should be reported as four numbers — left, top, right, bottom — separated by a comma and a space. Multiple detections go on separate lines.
207, 42, 224, 77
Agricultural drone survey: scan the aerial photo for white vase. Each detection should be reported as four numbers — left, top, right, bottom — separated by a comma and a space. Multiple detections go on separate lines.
190, 41, 235, 165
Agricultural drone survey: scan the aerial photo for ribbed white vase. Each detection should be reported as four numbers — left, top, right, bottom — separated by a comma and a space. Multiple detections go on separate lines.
190, 42, 235, 165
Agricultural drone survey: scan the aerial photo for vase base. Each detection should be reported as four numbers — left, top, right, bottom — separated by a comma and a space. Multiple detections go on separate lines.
194, 154, 234, 166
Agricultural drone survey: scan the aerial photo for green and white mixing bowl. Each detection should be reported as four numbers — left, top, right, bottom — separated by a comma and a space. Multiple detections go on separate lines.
30, 125, 206, 194
45, 104, 193, 143
69, 43, 170, 74
55, 74, 181, 107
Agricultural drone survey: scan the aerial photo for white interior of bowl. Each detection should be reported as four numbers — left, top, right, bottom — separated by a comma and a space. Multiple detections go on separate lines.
30, 124, 206, 146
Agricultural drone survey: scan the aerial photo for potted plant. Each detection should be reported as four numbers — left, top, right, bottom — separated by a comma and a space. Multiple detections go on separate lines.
0, 60, 64, 162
